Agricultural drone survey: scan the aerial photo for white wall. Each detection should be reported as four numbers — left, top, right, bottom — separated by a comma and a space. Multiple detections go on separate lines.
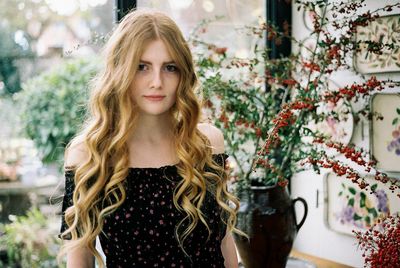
291, 170, 364, 267
291, 0, 400, 267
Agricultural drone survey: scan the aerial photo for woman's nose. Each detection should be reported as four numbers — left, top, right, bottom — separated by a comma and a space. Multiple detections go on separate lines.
149, 70, 162, 89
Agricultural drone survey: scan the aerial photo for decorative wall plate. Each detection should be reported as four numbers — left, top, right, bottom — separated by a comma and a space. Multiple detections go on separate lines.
354, 14, 400, 74
302, 94, 354, 157
324, 172, 400, 236
315, 98, 354, 145
302, 7, 322, 32
370, 92, 400, 172
299, 37, 317, 61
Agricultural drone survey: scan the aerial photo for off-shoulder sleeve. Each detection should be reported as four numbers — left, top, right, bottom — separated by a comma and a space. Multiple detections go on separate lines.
211, 153, 229, 169
58, 170, 75, 240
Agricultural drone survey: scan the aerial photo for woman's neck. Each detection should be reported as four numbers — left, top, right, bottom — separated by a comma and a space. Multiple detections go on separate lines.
128, 113, 175, 145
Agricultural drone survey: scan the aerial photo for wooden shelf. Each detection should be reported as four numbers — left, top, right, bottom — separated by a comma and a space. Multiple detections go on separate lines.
290, 249, 353, 268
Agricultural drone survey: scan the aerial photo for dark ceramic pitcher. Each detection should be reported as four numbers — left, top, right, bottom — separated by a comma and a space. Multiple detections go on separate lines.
233, 185, 308, 268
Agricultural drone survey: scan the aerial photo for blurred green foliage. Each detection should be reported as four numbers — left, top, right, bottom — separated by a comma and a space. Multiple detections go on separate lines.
0, 208, 65, 268
15, 58, 99, 167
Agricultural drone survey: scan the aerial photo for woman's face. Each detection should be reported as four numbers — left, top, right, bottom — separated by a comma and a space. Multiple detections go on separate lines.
130, 39, 180, 117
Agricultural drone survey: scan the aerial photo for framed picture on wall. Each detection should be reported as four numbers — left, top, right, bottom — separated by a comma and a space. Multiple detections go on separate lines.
302, 7, 322, 31
370, 93, 400, 172
354, 14, 400, 74
301, 95, 354, 157
324, 172, 400, 236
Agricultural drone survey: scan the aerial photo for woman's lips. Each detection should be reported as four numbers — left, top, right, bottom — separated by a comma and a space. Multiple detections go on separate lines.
144, 96, 165, 101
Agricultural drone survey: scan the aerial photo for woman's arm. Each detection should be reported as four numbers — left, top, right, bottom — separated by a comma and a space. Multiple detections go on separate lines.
221, 231, 239, 268
64, 140, 94, 268
198, 123, 239, 267
66, 243, 95, 268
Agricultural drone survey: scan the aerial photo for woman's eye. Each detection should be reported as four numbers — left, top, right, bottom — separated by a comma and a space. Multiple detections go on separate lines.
138, 63, 147, 71
165, 64, 178, 72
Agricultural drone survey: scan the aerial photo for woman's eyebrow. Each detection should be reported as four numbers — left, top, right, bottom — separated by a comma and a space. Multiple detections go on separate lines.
139, 60, 176, 65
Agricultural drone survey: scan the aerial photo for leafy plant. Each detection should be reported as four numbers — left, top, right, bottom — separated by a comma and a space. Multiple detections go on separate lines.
190, 1, 400, 196
0, 208, 65, 268
15, 58, 99, 167
191, 1, 400, 266
354, 213, 400, 267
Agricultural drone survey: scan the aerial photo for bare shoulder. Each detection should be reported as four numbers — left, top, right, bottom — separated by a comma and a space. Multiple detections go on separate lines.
64, 135, 89, 170
197, 122, 225, 154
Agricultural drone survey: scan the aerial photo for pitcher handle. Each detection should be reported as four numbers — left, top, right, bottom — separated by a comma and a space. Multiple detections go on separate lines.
292, 197, 308, 231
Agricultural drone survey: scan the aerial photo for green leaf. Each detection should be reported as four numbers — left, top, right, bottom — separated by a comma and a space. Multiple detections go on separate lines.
353, 213, 362, 221
348, 187, 356, 195
392, 118, 399, 125
360, 192, 366, 208
367, 207, 378, 218
302, 127, 314, 135
371, 184, 378, 192
348, 198, 355, 207
365, 216, 371, 225
397, 108, 400, 115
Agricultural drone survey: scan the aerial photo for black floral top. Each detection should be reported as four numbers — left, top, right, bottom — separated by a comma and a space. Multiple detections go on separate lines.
59, 153, 229, 268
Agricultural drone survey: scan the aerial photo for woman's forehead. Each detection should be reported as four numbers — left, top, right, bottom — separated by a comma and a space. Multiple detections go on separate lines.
140, 39, 176, 64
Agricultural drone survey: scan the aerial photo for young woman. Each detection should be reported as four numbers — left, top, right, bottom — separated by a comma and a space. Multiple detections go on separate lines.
58, 8, 245, 268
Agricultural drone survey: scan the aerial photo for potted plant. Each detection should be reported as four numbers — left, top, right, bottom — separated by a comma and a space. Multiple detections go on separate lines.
190, 0, 400, 267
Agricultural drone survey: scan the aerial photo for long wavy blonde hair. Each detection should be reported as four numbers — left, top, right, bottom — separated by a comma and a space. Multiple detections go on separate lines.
58, 8, 246, 267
